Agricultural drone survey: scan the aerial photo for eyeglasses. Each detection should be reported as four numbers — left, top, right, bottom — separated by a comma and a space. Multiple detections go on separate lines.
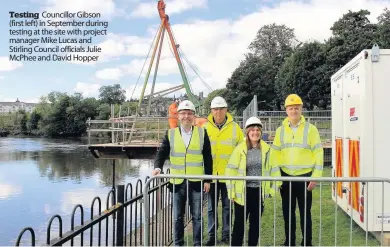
179, 112, 194, 116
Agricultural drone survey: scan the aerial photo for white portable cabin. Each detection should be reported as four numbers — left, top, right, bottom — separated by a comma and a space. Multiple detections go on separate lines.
331, 44, 390, 232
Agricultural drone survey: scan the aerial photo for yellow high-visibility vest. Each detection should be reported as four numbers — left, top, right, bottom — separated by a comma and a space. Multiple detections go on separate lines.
272, 116, 324, 178
203, 112, 244, 182
225, 140, 281, 206
168, 126, 204, 184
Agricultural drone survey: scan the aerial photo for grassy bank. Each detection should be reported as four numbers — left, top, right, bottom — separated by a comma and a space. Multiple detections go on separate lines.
180, 167, 380, 246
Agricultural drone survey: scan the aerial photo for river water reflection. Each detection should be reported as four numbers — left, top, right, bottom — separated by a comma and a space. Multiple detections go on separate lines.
0, 137, 154, 245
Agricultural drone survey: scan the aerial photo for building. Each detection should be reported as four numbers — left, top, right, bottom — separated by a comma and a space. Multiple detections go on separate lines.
0, 98, 37, 114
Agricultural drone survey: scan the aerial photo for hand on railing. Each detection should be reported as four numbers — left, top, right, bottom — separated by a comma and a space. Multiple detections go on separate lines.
203, 182, 210, 193
152, 168, 161, 176
307, 181, 317, 191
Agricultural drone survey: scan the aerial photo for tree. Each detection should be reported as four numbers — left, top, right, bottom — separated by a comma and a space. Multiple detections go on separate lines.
225, 54, 279, 114
18, 110, 28, 133
99, 84, 126, 105
96, 103, 111, 120
47, 91, 68, 104
44, 93, 70, 136
377, 8, 390, 48
225, 23, 299, 113
248, 23, 299, 60
326, 10, 378, 72
276, 42, 329, 109
65, 94, 100, 136
27, 111, 41, 133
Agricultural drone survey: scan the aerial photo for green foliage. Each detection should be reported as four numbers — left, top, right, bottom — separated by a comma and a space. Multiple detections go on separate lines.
26, 111, 41, 133
377, 8, 390, 48
226, 24, 297, 113
0, 85, 140, 137
183, 168, 380, 246
98, 84, 126, 105
276, 42, 329, 110
226, 55, 280, 114
0, 111, 29, 135
249, 23, 298, 60
225, 8, 390, 113
2, 9, 389, 137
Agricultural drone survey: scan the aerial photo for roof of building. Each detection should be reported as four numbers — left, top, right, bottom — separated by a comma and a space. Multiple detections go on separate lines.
0, 101, 38, 106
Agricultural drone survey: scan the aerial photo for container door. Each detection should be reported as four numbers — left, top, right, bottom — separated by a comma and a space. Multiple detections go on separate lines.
343, 62, 362, 221
331, 74, 346, 209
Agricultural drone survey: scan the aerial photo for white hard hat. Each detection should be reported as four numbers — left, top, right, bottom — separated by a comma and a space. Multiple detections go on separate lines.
211, 96, 227, 108
245, 116, 263, 129
178, 100, 196, 112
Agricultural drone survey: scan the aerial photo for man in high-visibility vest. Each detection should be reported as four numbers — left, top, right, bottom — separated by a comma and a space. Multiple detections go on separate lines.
152, 100, 213, 246
272, 94, 323, 246
202, 96, 244, 246
168, 99, 179, 128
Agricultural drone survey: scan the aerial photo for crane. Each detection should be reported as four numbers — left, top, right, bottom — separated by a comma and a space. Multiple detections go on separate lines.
134, 0, 206, 115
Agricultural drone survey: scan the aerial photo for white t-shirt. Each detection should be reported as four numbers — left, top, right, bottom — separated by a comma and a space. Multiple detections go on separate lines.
180, 126, 192, 148
289, 120, 302, 133
154, 127, 193, 172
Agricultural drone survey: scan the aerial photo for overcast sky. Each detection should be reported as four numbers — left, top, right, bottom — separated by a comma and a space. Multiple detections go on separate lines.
1, 0, 389, 103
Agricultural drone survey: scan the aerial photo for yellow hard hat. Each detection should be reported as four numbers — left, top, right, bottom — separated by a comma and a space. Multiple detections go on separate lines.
285, 94, 303, 107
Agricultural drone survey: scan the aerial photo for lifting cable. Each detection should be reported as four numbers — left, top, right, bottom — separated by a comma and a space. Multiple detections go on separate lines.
170, 26, 213, 93
166, 30, 193, 94
129, 25, 160, 102
181, 51, 213, 92
170, 28, 194, 93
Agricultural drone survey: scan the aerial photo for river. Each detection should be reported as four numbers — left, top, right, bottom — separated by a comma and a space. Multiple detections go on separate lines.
0, 137, 154, 246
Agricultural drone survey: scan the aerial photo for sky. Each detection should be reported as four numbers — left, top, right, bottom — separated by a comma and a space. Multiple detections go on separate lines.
0, 0, 389, 103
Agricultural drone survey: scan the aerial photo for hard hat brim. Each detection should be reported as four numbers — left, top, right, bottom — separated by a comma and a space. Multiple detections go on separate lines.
285, 103, 303, 107
245, 123, 263, 129
178, 109, 195, 112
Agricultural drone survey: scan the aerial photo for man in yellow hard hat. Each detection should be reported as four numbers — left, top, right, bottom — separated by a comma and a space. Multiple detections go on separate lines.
271, 94, 323, 246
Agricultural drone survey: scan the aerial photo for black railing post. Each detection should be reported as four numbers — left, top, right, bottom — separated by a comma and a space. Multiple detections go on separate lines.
112, 159, 116, 192
116, 185, 124, 246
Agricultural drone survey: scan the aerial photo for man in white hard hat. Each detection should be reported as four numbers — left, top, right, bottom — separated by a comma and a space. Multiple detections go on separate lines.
202, 96, 244, 245
152, 100, 213, 246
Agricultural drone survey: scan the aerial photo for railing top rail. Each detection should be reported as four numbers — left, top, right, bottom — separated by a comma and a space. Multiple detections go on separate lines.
150, 175, 390, 183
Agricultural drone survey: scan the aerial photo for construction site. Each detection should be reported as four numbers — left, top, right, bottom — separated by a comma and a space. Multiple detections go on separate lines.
10, 0, 390, 246
85, 0, 333, 161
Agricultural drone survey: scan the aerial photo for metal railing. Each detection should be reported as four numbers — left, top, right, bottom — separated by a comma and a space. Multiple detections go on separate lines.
86, 116, 169, 146
242, 95, 258, 127
86, 98, 331, 147
143, 175, 390, 246
15, 170, 191, 246
15, 173, 389, 246
86, 115, 244, 147
258, 110, 331, 143
242, 96, 331, 144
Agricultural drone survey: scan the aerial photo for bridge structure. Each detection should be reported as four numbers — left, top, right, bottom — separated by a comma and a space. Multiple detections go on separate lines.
85, 0, 332, 161
86, 104, 243, 159
86, 96, 332, 161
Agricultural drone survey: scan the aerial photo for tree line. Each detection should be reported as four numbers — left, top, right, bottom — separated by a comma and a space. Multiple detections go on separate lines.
0, 85, 133, 137
1, 9, 388, 137
217, 9, 390, 114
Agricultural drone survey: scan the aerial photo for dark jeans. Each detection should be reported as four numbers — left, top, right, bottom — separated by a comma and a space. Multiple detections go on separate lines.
207, 182, 231, 241
172, 181, 202, 246
280, 170, 313, 246
232, 187, 264, 246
